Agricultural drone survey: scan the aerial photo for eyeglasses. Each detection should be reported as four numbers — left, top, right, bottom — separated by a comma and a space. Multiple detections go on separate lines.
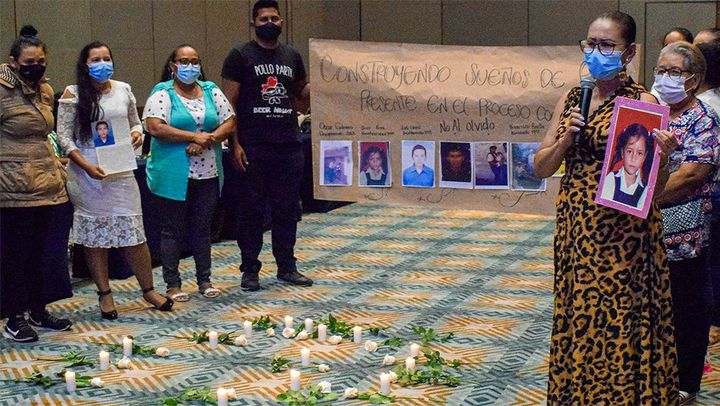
174, 58, 201, 66
578, 39, 625, 56
653, 66, 693, 82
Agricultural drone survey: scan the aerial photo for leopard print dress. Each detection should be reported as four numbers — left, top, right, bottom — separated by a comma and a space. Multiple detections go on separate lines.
547, 82, 679, 405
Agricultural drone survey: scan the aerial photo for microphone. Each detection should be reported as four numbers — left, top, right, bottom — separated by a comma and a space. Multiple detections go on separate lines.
576, 76, 596, 145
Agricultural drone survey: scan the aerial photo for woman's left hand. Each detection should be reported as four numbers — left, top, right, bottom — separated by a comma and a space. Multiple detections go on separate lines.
652, 129, 678, 159
131, 131, 143, 150
186, 142, 204, 156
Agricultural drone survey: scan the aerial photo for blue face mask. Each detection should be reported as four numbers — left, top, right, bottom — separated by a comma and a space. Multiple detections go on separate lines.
88, 61, 113, 83
175, 63, 201, 84
583, 50, 625, 80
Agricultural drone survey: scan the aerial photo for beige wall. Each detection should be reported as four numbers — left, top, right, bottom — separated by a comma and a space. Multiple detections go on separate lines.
2, 0, 717, 102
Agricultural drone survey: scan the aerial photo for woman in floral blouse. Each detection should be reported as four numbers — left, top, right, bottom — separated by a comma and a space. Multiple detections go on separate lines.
653, 41, 720, 405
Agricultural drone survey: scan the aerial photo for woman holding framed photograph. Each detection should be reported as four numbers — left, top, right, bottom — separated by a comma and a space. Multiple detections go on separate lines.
533, 11, 680, 405
57, 41, 173, 320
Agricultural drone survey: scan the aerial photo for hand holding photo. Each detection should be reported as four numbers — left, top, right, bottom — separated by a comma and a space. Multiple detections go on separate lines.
595, 97, 669, 218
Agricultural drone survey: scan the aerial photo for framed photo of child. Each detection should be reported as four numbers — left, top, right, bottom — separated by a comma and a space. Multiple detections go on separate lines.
595, 96, 670, 218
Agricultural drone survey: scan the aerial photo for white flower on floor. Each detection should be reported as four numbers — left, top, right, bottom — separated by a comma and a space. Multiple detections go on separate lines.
234, 335, 249, 346
328, 335, 343, 345
117, 357, 131, 369
266, 328, 276, 337
343, 387, 358, 398
295, 330, 309, 341
389, 371, 398, 383
282, 328, 297, 338
317, 363, 330, 373
364, 340, 378, 352
382, 355, 396, 365
155, 347, 170, 357
226, 388, 237, 400
90, 377, 104, 387
317, 381, 332, 393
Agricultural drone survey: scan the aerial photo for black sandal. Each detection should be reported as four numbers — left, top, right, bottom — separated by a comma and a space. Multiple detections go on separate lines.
97, 289, 118, 320
142, 287, 174, 311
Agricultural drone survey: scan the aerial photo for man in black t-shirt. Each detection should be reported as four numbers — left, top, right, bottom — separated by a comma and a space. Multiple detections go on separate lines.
221, 0, 312, 291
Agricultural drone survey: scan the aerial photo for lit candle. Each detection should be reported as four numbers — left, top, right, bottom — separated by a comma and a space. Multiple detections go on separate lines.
243, 320, 253, 339
301, 347, 311, 367
379, 372, 391, 395
284, 316, 294, 329
405, 356, 416, 372
65, 370, 76, 392
290, 369, 301, 391
99, 350, 110, 370
304, 318, 314, 333
410, 343, 420, 357
216, 387, 228, 406
209, 331, 219, 349
123, 336, 133, 357
353, 326, 362, 344
317, 324, 327, 341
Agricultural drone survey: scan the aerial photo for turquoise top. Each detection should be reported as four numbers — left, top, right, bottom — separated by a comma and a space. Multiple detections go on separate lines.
146, 80, 223, 201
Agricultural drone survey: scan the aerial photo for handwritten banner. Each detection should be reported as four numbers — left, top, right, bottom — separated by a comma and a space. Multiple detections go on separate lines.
309, 39, 640, 215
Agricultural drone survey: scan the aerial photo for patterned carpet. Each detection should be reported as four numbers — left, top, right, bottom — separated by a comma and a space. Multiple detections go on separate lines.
1, 203, 719, 405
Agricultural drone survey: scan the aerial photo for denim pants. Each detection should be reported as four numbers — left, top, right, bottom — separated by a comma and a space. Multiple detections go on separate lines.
155, 177, 219, 289
235, 143, 303, 272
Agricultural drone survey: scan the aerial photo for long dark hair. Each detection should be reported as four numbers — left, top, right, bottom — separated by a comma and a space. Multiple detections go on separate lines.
159, 44, 206, 82
75, 41, 113, 143
613, 123, 653, 186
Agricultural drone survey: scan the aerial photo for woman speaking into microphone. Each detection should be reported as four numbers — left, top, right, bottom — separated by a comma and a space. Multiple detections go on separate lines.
533, 11, 680, 405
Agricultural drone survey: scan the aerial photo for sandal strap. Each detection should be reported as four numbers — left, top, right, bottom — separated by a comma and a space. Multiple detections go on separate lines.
97, 289, 112, 297
141, 287, 155, 294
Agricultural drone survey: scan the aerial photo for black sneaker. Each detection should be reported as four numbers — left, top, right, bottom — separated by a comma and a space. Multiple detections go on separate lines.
28, 309, 72, 331
3, 315, 38, 342
240, 262, 261, 291
679, 391, 697, 406
277, 270, 313, 287
241, 272, 260, 291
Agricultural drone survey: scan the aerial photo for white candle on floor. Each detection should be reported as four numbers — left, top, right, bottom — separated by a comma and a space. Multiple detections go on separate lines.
243, 320, 253, 339
405, 356, 416, 372
290, 369, 301, 391
301, 347, 311, 367
317, 324, 327, 341
305, 318, 314, 333
353, 326, 362, 344
65, 370, 76, 392
379, 372, 391, 395
123, 336, 133, 357
284, 316, 294, 329
209, 331, 219, 349
409, 343, 420, 357
99, 350, 110, 370
216, 387, 228, 406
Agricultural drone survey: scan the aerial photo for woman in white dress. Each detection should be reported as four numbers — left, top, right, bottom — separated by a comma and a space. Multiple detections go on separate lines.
57, 42, 173, 319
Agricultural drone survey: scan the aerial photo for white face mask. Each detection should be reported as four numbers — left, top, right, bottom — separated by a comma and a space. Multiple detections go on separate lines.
651, 74, 690, 105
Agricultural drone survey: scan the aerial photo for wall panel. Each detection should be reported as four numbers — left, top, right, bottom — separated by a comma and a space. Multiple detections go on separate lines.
443, 0, 528, 46
528, 0, 618, 45
361, 0, 441, 44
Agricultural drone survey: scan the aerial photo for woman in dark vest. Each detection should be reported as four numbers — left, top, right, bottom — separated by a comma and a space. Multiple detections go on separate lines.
143, 44, 236, 302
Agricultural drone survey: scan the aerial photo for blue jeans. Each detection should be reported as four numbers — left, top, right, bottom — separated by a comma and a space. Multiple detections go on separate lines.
154, 177, 219, 289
